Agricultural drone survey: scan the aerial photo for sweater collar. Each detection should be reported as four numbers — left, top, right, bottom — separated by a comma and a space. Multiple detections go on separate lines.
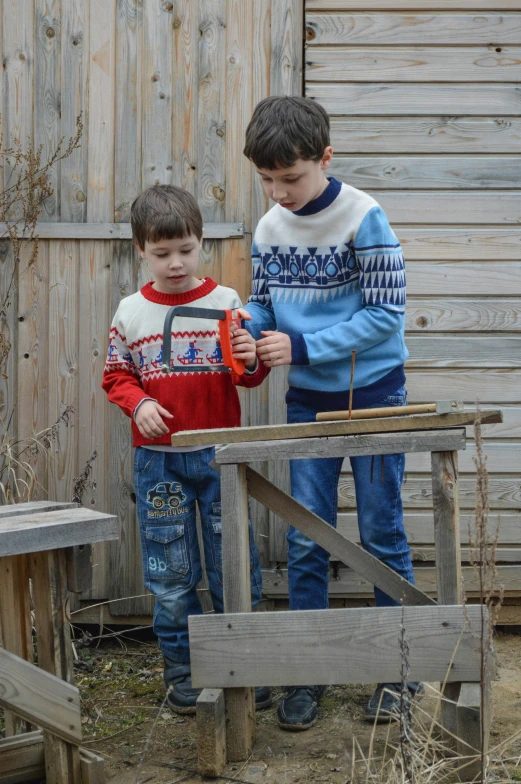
292, 177, 342, 217
140, 277, 217, 306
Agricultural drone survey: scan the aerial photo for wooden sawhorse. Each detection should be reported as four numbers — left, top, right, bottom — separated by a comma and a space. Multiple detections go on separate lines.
0, 501, 119, 784
173, 410, 501, 779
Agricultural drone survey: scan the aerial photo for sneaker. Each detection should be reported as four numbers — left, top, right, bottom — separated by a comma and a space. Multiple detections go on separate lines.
277, 686, 326, 731
364, 682, 423, 723
164, 659, 272, 714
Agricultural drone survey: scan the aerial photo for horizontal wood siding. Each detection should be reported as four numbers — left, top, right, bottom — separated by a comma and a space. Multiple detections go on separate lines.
294, 1, 521, 579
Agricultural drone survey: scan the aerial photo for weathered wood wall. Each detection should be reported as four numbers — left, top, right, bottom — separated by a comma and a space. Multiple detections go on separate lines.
0, 0, 303, 614
295, 0, 521, 591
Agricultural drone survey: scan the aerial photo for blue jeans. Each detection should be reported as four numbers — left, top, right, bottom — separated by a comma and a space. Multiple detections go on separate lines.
287, 386, 414, 609
134, 446, 262, 663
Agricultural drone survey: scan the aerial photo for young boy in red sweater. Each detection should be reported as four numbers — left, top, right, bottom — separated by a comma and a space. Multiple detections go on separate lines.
102, 184, 270, 713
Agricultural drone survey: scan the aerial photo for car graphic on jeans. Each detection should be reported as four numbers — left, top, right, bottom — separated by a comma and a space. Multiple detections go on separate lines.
147, 482, 187, 510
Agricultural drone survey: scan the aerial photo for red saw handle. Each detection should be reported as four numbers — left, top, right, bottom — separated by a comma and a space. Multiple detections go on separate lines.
219, 309, 246, 375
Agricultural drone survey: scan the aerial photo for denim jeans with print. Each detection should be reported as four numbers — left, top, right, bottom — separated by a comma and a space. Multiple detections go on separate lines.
134, 446, 263, 663
287, 386, 414, 610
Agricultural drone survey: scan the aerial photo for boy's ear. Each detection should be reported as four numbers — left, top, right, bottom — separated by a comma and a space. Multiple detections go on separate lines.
321, 146, 333, 170
133, 238, 145, 258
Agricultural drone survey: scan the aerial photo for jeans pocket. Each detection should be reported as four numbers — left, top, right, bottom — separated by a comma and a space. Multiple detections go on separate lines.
134, 447, 161, 477
376, 386, 407, 409
142, 523, 190, 583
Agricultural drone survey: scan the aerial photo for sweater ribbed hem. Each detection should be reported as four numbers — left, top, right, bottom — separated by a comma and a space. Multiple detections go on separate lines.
285, 365, 406, 412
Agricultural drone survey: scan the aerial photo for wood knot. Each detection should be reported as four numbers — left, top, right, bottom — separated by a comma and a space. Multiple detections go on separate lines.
305, 26, 316, 41
212, 186, 226, 202
415, 316, 428, 328
46, 27, 55, 38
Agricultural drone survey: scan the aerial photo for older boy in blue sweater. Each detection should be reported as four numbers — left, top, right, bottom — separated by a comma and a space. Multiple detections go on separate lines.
243, 96, 420, 730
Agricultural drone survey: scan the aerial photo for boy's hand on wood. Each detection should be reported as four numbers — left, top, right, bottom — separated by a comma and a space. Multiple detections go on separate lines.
135, 400, 173, 439
230, 323, 257, 370
256, 331, 292, 367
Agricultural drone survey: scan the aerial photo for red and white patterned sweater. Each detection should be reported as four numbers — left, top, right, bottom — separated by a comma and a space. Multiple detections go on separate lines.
102, 278, 269, 447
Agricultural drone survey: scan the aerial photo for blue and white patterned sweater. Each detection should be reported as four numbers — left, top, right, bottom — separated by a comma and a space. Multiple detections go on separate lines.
245, 177, 408, 407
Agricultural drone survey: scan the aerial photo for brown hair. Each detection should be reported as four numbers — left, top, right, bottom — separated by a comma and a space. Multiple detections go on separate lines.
130, 184, 203, 249
243, 96, 330, 170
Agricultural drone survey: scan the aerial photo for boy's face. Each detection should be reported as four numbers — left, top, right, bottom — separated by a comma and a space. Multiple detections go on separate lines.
138, 234, 203, 295
256, 147, 333, 212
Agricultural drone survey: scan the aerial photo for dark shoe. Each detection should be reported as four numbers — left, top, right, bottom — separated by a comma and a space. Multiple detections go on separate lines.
365, 682, 423, 723
277, 686, 325, 731
255, 686, 272, 710
164, 661, 201, 715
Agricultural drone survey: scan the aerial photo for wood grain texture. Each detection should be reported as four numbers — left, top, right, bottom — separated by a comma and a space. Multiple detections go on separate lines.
330, 119, 521, 154
307, 84, 521, 116
406, 370, 521, 404
306, 1, 521, 10
172, 410, 500, 448
342, 443, 521, 474
0, 222, 245, 239
406, 300, 521, 332
332, 157, 521, 190
143, 0, 173, 188
432, 452, 462, 604
0, 647, 81, 744
407, 337, 521, 368
261, 564, 520, 597
220, 462, 255, 761
306, 13, 521, 46
271, 0, 304, 96
172, 0, 198, 194
405, 264, 521, 295
0, 501, 79, 518
307, 47, 521, 83
398, 229, 521, 260
189, 605, 487, 687
0, 507, 119, 557
196, 689, 227, 777
246, 466, 435, 605
61, 0, 88, 222
114, 0, 142, 222
0, 730, 45, 782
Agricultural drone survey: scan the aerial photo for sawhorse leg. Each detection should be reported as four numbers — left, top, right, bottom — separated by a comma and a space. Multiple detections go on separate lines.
432, 450, 491, 769
221, 463, 255, 763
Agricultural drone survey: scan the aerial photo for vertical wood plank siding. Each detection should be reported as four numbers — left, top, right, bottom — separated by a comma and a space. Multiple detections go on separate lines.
1, 1, 303, 608
302, 1, 521, 568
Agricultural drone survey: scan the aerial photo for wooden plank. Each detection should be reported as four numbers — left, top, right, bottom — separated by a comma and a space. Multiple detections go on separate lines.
339, 476, 521, 511
0, 555, 32, 736
267, 367, 291, 563
330, 119, 521, 155
246, 466, 435, 605
215, 429, 466, 464
338, 510, 517, 545
79, 748, 105, 784
406, 300, 521, 333
332, 157, 521, 190
306, 13, 521, 46
65, 544, 93, 593
306, 84, 521, 116
0, 501, 79, 519
457, 681, 491, 777
189, 605, 488, 688
399, 229, 521, 260
306, 0, 521, 10
107, 241, 147, 616
406, 371, 521, 404
34, 0, 61, 220
114, 0, 142, 222
360, 441, 521, 472
407, 337, 521, 368
261, 564, 521, 597
271, 0, 304, 96
0, 507, 119, 557
142, 0, 173, 187
61, 0, 88, 222
196, 689, 227, 778
220, 462, 255, 761
0, 222, 244, 239
88, 0, 115, 223
405, 264, 521, 296
0, 730, 44, 783
172, 0, 198, 194
171, 409, 501, 448
30, 549, 82, 781
307, 47, 521, 83
411, 547, 521, 564
0, 647, 81, 744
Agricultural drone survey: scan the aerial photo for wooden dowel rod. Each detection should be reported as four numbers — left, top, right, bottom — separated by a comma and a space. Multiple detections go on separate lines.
316, 403, 437, 422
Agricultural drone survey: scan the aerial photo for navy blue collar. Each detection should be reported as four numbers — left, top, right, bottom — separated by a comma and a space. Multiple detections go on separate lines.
293, 177, 342, 217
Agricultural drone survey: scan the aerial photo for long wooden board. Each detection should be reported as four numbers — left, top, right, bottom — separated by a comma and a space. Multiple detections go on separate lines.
407, 337, 521, 367
405, 266, 521, 297
171, 409, 500, 448
0, 648, 81, 744
0, 508, 119, 557
306, 1, 521, 10
246, 466, 435, 606
330, 119, 521, 155
189, 605, 488, 688
307, 84, 521, 116
406, 299, 521, 332
307, 47, 521, 83
306, 13, 521, 46
0, 222, 244, 239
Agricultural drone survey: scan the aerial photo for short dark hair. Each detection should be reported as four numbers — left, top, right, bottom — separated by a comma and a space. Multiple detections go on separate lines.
243, 96, 330, 170
131, 184, 203, 249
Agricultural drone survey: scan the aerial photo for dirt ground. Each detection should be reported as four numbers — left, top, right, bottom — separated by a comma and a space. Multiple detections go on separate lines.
67, 627, 521, 784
